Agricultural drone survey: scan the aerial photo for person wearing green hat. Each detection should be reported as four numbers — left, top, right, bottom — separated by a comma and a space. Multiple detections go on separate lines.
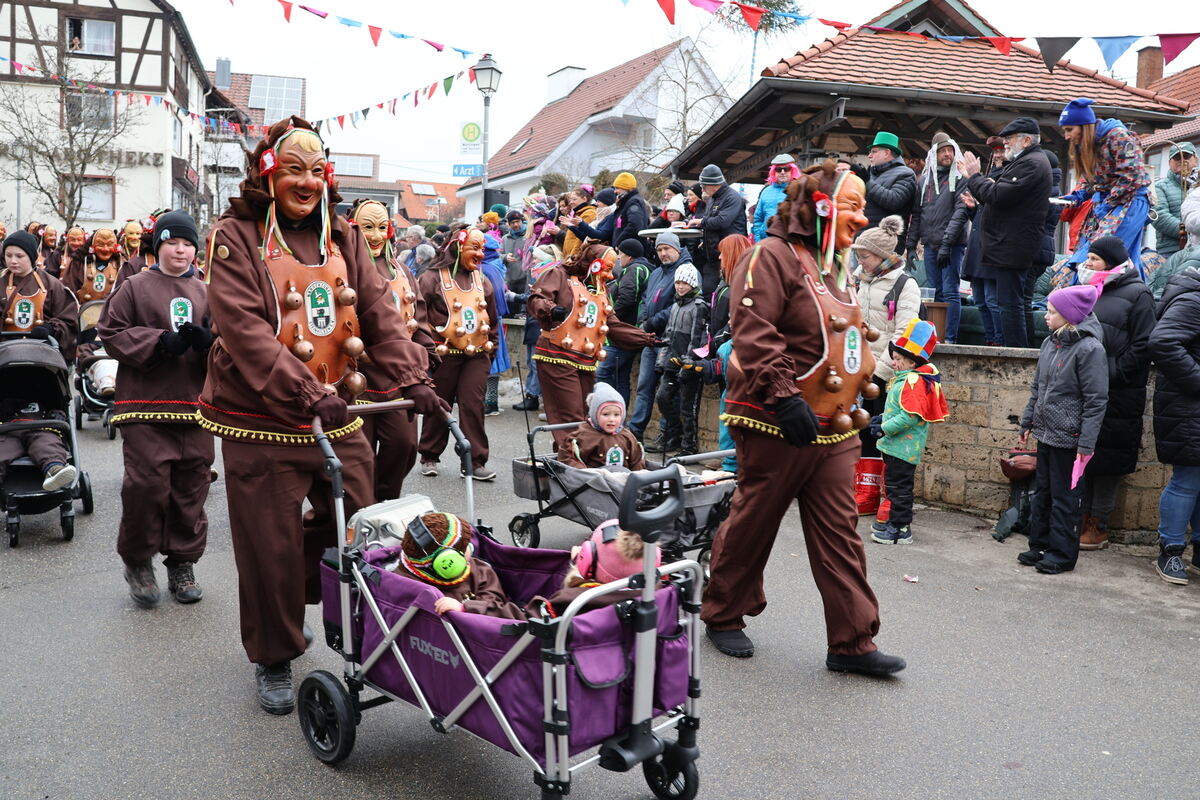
1152, 142, 1197, 257
863, 131, 916, 233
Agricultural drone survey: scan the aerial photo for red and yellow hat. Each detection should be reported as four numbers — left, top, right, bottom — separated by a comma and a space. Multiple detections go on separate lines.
889, 318, 938, 364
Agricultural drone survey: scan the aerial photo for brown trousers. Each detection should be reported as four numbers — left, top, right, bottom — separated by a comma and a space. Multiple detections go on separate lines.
418, 354, 489, 469
222, 433, 374, 666
360, 410, 417, 501
117, 423, 214, 567
537, 359, 594, 450
0, 429, 69, 479
701, 430, 881, 656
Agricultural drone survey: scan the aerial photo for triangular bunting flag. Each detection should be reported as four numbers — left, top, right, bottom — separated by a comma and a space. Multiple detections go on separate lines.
426, 83, 437, 99
368, 25, 382, 46
687, 0, 722, 12
1094, 36, 1140, 70
277, 0, 293, 21
985, 37, 1015, 55
452, 47, 472, 59
390, 98, 398, 114
422, 39, 444, 52
938, 35, 967, 42
144, 95, 151, 105
336, 16, 361, 28
314, 120, 322, 134
376, 102, 384, 109
337, 114, 345, 128
734, 2, 767, 32
819, 19, 851, 31
443, 75, 455, 94
390, 31, 411, 39
361, 107, 370, 119
1160, 33, 1200, 65
299, 5, 328, 19
468, 67, 476, 83
1035, 37, 1079, 71
656, 0, 674, 24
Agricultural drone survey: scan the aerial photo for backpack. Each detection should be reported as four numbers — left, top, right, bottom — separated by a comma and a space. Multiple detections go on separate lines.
882, 271, 928, 321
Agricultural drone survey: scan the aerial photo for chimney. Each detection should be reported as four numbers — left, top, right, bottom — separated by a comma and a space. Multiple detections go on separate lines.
215, 57, 231, 90
547, 66, 585, 103
1136, 46, 1163, 89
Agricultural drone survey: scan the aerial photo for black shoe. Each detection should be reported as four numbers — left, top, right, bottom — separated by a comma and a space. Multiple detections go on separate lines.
513, 394, 540, 411
1017, 548, 1044, 566
647, 436, 681, 452
1189, 543, 1200, 577
255, 662, 295, 715
1034, 559, 1072, 575
705, 626, 754, 658
826, 649, 906, 676
1156, 543, 1189, 585
303, 622, 314, 648
123, 560, 160, 607
166, 562, 203, 604
676, 448, 697, 458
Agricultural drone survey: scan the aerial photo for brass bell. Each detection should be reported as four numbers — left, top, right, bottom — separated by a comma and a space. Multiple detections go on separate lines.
850, 407, 872, 429
455, 326, 466, 337
343, 371, 367, 397
452, 301, 463, 311
596, 348, 607, 362
861, 382, 881, 400
583, 341, 595, 353
483, 341, 495, 352
3, 316, 12, 325
864, 326, 881, 343
338, 287, 357, 307
464, 344, 478, 356
405, 291, 416, 303
480, 323, 491, 334
406, 318, 419, 332
562, 335, 574, 349
824, 373, 843, 393
830, 315, 849, 332
477, 297, 487, 309
285, 281, 303, 310
577, 295, 588, 306
342, 336, 364, 358
291, 340, 315, 362
434, 343, 449, 357
599, 324, 609, 335
831, 412, 853, 434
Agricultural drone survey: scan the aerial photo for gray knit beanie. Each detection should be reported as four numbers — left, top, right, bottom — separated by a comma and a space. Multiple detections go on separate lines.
851, 215, 904, 260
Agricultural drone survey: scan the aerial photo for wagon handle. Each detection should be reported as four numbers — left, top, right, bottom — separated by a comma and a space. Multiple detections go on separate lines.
617, 465, 684, 543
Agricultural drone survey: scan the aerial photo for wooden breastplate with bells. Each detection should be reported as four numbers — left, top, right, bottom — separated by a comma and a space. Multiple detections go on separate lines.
3, 272, 47, 332
542, 276, 611, 361
433, 269, 492, 357
791, 245, 882, 434
78, 258, 120, 303
387, 261, 419, 334
266, 244, 367, 397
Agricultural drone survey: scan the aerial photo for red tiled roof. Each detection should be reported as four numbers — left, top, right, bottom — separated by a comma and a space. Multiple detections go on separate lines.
1142, 116, 1200, 150
1147, 64, 1200, 111
462, 40, 684, 188
396, 180, 464, 222
763, 28, 1189, 114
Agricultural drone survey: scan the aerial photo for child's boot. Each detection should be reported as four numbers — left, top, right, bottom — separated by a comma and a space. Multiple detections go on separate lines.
1078, 514, 1109, 550
871, 523, 898, 544
123, 560, 160, 607
1156, 542, 1189, 586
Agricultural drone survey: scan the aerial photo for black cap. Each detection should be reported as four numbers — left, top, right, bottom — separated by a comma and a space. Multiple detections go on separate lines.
505, 210, 523, 222
667, 181, 686, 195
152, 210, 199, 255
3, 231, 38, 265
618, 239, 644, 259
595, 187, 617, 206
1087, 235, 1129, 268
998, 117, 1040, 137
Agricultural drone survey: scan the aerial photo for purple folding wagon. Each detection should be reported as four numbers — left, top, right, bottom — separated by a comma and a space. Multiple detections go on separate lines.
299, 411, 703, 800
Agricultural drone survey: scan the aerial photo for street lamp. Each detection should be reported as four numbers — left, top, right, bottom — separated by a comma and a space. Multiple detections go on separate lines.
473, 54, 502, 213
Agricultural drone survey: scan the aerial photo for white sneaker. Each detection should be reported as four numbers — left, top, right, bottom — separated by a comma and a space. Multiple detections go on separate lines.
420, 461, 438, 477
42, 464, 77, 492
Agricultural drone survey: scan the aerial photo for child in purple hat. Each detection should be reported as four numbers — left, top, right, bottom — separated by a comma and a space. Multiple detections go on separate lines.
1016, 285, 1109, 574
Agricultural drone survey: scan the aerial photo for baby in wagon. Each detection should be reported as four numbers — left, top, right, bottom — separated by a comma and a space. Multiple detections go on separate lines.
0, 397, 77, 491
529, 520, 661, 617
558, 383, 646, 471
392, 512, 527, 620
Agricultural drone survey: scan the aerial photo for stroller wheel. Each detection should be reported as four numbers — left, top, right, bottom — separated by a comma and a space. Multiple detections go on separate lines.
105, 415, 116, 440
508, 513, 541, 548
298, 670, 357, 765
73, 395, 83, 431
7, 520, 18, 548
60, 511, 74, 542
79, 472, 94, 515
697, 548, 712, 585
643, 743, 699, 800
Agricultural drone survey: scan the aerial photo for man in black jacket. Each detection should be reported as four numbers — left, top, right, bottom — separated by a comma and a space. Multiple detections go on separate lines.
596, 238, 651, 403
691, 163, 747, 297
908, 132, 969, 342
611, 172, 650, 252
864, 131, 916, 233
960, 117, 1052, 348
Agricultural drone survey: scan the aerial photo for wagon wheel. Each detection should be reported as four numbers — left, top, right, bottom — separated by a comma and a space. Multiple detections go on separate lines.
298, 670, 357, 765
508, 513, 541, 548
643, 743, 699, 800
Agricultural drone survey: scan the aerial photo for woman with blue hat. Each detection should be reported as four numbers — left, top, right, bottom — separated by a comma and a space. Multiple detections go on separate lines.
1057, 97, 1152, 278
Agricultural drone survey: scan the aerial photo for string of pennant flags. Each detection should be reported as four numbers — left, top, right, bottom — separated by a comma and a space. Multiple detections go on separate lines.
648, 0, 1200, 69
0, 53, 476, 139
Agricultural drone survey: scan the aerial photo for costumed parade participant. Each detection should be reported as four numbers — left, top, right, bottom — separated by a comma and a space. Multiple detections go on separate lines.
37, 225, 60, 274
58, 226, 87, 280
97, 211, 214, 608
64, 228, 125, 397
114, 214, 160, 284
751, 153, 798, 242
702, 162, 906, 676
416, 226, 499, 480
348, 197, 436, 499
529, 242, 656, 450
1, 231, 79, 360
1058, 98, 1152, 276
199, 117, 443, 715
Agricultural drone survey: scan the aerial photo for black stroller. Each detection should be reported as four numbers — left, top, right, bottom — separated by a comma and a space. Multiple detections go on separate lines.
1, 333, 94, 546
72, 299, 116, 439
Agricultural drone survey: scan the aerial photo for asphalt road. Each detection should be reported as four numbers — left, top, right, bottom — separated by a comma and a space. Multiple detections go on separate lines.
2, 393, 1198, 800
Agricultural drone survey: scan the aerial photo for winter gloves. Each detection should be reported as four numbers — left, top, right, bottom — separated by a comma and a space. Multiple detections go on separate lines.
767, 395, 819, 447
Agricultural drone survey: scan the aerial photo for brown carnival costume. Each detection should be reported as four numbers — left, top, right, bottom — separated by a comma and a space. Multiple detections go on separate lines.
528, 243, 654, 449
1, 233, 79, 361
349, 199, 436, 498
416, 228, 499, 477
198, 117, 441, 714
701, 163, 906, 676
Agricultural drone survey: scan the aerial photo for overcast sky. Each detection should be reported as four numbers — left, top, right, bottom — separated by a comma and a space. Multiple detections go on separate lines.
170, 0, 1200, 184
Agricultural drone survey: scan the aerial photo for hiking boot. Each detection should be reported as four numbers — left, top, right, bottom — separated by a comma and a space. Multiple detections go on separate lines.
512, 394, 540, 411
1017, 548, 1044, 566
705, 626, 754, 658
826, 649, 906, 676
42, 463, 77, 492
166, 562, 203, 604
1079, 514, 1109, 551
461, 465, 497, 481
255, 662, 295, 715
420, 460, 438, 477
123, 560, 160, 607
1156, 543, 1189, 586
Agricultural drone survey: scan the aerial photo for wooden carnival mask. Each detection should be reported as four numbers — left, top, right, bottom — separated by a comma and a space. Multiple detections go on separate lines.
66, 227, 86, 251
42, 226, 57, 249
121, 220, 142, 253
272, 130, 328, 222
458, 229, 486, 272
832, 173, 868, 252
351, 202, 390, 258
91, 229, 118, 261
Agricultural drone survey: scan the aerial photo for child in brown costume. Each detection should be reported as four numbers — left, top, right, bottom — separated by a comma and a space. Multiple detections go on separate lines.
533, 520, 660, 616
0, 397, 77, 492
392, 512, 526, 619
1, 231, 79, 360
558, 381, 645, 470
98, 211, 214, 608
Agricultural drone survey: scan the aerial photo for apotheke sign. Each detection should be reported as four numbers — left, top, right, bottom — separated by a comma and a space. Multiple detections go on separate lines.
0, 143, 165, 167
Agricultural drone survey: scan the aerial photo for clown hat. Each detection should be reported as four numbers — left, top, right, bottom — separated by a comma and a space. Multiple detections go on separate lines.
889, 318, 938, 365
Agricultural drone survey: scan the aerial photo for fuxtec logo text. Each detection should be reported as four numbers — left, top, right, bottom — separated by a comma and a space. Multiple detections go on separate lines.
408, 635, 460, 668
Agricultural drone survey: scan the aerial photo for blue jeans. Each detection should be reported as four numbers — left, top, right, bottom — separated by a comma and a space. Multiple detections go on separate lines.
924, 244, 963, 342
995, 268, 1028, 348
717, 340, 737, 472
971, 278, 999, 343
629, 347, 663, 439
595, 346, 638, 405
1158, 465, 1200, 548
522, 343, 540, 397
